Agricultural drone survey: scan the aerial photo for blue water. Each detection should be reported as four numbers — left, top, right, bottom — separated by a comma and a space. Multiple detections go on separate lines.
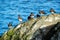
0, 0, 60, 36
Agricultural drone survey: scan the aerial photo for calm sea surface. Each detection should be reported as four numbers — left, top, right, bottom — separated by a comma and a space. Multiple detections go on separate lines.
0, 0, 60, 36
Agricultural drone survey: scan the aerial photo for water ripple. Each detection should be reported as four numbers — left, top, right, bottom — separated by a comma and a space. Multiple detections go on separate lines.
0, 0, 60, 36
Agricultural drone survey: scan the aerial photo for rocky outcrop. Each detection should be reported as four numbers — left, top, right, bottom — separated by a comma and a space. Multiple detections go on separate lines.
43, 22, 60, 40
31, 22, 60, 40
0, 13, 60, 40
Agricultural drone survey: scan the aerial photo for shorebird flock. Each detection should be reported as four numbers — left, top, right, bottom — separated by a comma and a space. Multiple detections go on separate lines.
8, 8, 60, 29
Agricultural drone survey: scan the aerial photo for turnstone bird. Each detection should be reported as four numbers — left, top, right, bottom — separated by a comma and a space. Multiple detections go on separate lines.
8, 22, 12, 29
30, 12, 34, 18
18, 15, 22, 22
50, 8, 56, 14
39, 10, 46, 15
36, 14, 40, 18
28, 12, 34, 20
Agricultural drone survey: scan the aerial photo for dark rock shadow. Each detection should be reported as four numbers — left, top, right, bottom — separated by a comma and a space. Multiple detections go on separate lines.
31, 22, 60, 40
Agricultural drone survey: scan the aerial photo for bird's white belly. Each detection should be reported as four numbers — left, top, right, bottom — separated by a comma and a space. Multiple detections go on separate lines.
51, 12, 54, 14
19, 19, 22, 22
31, 16, 34, 18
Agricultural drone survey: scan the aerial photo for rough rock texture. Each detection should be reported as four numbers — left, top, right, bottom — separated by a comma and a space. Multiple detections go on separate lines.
0, 13, 60, 40
31, 22, 60, 40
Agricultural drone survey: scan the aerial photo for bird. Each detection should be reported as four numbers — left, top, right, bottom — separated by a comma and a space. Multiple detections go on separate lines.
28, 12, 34, 20
50, 8, 56, 16
30, 12, 34, 18
8, 22, 12, 29
28, 16, 31, 20
39, 10, 46, 15
50, 8, 56, 14
18, 15, 23, 23
36, 14, 40, 18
